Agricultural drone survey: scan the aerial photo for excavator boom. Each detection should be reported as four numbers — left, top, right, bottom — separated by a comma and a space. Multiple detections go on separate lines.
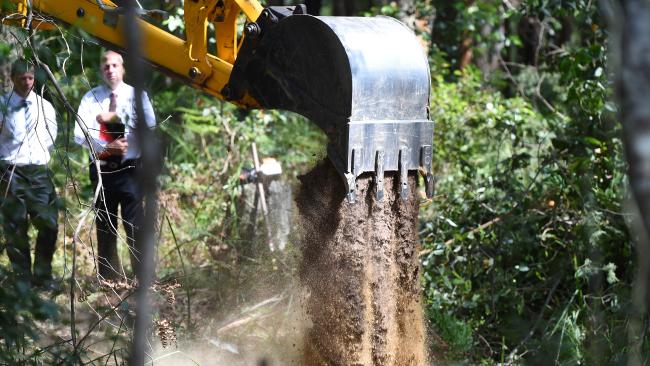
2, 0, 433, 201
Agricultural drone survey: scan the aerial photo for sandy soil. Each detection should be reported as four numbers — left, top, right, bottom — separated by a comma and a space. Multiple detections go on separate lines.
296, 160, 426, 366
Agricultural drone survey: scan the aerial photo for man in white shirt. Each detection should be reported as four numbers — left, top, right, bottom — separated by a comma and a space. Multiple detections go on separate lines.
0, 60, 58, 285
74, 50, 156, 281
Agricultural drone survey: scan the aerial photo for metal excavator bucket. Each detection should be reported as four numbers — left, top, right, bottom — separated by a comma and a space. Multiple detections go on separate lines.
226, 6, 434, 202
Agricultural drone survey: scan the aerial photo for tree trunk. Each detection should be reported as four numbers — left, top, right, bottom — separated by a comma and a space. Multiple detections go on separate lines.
305, 0, 322, 15
518, 16, 542, 66
332, 0, 361, 16
612, 1, 650, 365
458, 0, 476, 70
476, 23, 505, 76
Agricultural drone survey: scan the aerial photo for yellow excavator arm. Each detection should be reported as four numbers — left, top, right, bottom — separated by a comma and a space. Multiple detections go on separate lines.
3, 0, 434, 202
5, 0, 262, 106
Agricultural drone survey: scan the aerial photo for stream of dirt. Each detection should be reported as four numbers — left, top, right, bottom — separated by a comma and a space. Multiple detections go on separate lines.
297, 160, 426, 366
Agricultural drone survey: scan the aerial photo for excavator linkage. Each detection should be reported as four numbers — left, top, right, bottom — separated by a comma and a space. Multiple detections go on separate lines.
226, 7, 434, 202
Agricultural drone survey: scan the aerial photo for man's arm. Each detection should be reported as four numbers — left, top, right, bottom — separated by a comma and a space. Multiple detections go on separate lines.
39, 99, 57, 151
124, 91, 156, 129
142, 91, 156, 128
0, 97, 21, 154
104, 137, 128, 156
96, 111, 120, 124
0, 96, 16, 136
0, 97, 8, 137
74, 93, 107, 153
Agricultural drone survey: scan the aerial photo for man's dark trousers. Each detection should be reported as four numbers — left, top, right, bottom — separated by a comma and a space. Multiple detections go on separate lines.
0, 164, 58, 282
91, 162, 143, 280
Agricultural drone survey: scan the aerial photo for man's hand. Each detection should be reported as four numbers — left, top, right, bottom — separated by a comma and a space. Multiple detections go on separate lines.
104, 137, 128, 156
96, 112, 119, 124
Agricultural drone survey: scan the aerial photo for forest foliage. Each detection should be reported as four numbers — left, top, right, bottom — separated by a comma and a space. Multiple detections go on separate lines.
0, 0, 643, 364
419, 0, 635, 364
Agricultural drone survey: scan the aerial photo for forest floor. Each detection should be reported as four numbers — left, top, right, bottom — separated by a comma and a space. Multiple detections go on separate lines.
36, 268, 303, 365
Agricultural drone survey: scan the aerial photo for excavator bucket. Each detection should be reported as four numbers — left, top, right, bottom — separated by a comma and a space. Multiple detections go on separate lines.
226, 7, 434, 202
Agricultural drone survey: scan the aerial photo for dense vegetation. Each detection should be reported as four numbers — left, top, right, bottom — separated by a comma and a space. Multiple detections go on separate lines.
419, 2, 636, 364
0, 0, 644, 364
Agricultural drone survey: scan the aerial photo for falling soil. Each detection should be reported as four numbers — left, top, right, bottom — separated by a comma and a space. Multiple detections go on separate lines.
297, 160, 426, 366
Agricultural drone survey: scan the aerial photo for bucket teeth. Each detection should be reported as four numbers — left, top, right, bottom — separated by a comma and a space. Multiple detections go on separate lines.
327, 121, 433, 204
345, 173, 357, 203
352, 148, 363, 179
424, 173, 434, 198
344, 148, 363, 203
399, 147, 409, 201
375, 150, 385, 201
420, 145, 434, 199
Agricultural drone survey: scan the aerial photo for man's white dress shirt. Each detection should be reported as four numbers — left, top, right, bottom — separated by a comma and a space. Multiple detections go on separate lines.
75, 82, 156, 162
0, 90, 57, 166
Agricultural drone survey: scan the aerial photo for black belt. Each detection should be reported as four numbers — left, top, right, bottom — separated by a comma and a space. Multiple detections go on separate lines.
97, 159, 140, 171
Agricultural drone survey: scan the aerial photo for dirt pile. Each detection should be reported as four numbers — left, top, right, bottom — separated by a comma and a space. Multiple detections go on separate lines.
297, 160, 426, 366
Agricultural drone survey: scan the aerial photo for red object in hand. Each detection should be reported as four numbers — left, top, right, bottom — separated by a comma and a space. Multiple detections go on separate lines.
97, 92, 118, 159
97, 150, 112, 160
99, 122, 112, 143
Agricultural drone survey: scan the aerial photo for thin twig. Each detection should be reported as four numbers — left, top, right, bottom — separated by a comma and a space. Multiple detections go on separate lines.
76, 289, 136, 350
419, 216, 503, 257
165, 214, 192, 329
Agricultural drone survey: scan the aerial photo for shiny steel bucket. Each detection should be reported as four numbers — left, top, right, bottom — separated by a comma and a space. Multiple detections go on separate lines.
229, 11, 434, 201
